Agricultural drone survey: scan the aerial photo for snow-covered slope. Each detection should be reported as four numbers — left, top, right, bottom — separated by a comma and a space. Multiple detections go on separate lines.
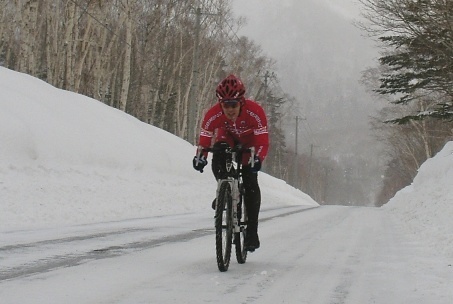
0, 67, 317, 231
384, 141, 453, 258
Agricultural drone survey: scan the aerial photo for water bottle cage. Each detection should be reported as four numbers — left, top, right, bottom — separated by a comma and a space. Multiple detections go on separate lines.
226, 157, 233, 173
225, 149, 238, 176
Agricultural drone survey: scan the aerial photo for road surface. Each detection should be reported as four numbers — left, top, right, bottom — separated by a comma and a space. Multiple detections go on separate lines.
1, 205, 452, 303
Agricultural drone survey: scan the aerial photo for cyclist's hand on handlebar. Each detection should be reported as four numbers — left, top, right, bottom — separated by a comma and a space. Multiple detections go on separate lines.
251, 155, 261, 173
193, 155, 208, 172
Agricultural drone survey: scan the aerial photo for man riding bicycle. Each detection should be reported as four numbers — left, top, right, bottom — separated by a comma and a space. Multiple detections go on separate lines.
192, 74, 269, 252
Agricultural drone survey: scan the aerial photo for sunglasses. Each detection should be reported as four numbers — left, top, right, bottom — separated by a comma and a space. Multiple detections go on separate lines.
220, 99, 240, 109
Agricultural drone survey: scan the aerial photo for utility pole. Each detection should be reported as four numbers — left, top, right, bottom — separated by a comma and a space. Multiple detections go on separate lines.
323, 167, 331, 203
294, 116, 299, 187
187, 7, 219, 145
308, 143, 315, 196
256, 70, 273, 172
262, 71, 272, 113
263, 71, 270, 99
188, 7, 201, 145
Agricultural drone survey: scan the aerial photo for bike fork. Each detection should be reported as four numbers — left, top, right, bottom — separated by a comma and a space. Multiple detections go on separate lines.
231, 180, 241, 233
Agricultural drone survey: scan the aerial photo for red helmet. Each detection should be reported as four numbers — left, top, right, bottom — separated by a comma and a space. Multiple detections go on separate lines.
215, 74, 246, 101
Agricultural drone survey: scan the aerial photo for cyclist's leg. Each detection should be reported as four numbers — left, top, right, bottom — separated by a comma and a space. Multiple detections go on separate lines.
242, 165, 261, 250
211, 131, 234, 180
211, 141, 229, 180
210, 136, 234, 209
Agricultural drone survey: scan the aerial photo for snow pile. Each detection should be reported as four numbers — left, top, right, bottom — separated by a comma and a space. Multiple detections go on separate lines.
384, 141, 453, 258
0, 67, 317, 231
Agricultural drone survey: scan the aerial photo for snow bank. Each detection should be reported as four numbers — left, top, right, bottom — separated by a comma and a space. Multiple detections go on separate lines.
0, 67, 317, 231
384, 141, 453, 258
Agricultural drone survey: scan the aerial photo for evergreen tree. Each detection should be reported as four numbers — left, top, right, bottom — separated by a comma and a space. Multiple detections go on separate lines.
361, 0, 453, 123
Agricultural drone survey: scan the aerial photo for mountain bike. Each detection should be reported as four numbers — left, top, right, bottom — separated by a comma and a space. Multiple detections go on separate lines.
197, 144, 255, 272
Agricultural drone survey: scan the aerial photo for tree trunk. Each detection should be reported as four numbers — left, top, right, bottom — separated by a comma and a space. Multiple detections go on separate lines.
119, 0, 133, 112
63, 1, 76, 91
74, 12, 93, 93
16, 0, 26, 72
45, 1, 56, 85
19, 0, 38, 74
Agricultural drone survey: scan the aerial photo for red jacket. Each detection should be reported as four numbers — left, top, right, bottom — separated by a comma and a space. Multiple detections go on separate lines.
198, 99, 269, 164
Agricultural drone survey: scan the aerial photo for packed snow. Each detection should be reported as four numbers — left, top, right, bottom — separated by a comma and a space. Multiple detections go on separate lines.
1, 67, 452, 303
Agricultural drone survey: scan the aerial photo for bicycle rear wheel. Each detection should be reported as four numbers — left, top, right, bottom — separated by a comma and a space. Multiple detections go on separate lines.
235, 194, 247, 264
215, 181, 233, 272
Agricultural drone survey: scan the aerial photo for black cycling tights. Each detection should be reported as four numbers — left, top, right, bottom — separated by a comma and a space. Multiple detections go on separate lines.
211, 142, 261, 231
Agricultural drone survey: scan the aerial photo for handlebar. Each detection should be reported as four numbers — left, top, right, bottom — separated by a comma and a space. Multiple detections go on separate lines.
200, 145, 253, 154
196, 145, 256, 169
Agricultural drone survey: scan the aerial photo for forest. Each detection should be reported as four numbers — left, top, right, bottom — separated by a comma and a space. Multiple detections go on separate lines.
1, 0, 452, 206
359, 0, 453, 205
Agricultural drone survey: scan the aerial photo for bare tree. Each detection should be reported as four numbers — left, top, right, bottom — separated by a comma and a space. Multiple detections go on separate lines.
369, 100, 452, 206
0, 0, 298, 193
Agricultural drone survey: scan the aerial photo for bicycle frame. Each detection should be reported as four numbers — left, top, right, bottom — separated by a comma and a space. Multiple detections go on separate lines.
215, 148, 242, 233
197, 144, 254, 271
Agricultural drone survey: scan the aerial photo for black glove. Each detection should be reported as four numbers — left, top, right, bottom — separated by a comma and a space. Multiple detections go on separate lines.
193, 155, 208, 172
251, 155, 261, 173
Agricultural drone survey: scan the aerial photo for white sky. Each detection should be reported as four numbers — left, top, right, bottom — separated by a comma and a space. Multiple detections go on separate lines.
0, 67, 452, 303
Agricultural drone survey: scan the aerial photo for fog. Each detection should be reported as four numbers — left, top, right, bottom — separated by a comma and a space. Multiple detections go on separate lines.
232, 0, 386, 205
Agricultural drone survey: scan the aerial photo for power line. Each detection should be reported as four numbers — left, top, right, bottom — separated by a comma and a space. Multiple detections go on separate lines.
66, 0, 141, 56
222, 16, 242, 41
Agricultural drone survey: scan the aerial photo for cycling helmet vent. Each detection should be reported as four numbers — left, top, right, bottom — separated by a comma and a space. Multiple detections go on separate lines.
216, 74, 246, 100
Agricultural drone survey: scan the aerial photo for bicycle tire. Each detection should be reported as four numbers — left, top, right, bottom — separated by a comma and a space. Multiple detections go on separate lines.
215, 181, 233, 272
235, 194, 247, 264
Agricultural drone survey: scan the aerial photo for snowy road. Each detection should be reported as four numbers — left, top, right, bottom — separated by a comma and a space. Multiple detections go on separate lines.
1, 205, 452, 304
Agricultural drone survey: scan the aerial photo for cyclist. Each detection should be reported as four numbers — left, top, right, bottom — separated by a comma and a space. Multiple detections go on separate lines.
192, 74, 269, 252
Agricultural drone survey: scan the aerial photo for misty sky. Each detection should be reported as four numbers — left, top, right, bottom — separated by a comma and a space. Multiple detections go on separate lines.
231, 0, 386, 204
231, 0, 381, 156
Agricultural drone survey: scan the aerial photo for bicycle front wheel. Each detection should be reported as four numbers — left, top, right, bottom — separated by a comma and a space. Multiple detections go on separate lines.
215, 181, 233, 272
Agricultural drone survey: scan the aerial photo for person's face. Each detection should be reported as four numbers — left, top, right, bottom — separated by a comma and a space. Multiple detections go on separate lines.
220, 99, 241, 120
